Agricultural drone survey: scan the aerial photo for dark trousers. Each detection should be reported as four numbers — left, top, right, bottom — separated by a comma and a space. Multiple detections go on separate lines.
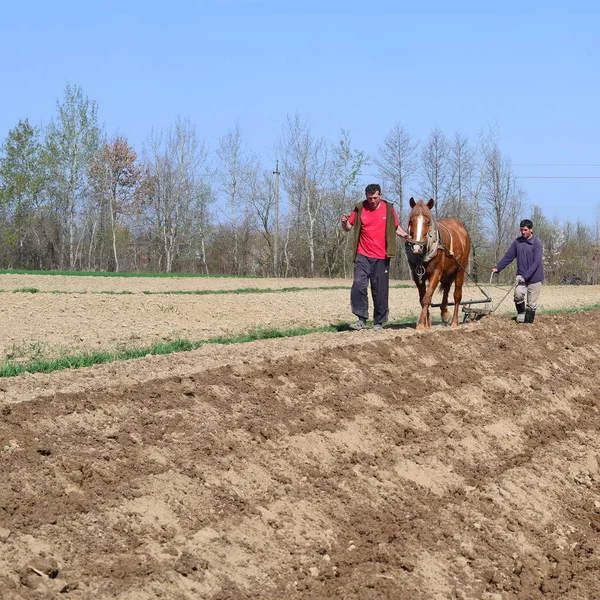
351, 254, 390, 324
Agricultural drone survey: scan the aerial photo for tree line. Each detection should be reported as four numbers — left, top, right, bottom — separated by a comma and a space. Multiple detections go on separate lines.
1, 84, 599, 283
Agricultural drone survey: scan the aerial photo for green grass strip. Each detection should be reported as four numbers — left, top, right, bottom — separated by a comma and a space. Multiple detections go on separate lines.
0, 325, 337, 378
538, 302, 600, 315
0, 318, 423, 379
1, 304, 597, 379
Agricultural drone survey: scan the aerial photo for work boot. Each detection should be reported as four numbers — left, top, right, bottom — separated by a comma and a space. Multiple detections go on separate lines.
515, 301, 526, 314
524, 309, 536, 323
515, 301, 526, 323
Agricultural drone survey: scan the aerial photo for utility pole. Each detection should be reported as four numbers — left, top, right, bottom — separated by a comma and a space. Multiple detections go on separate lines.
273, 160, 280, 277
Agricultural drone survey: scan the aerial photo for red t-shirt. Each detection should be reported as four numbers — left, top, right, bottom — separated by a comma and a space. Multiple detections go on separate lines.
348, 201, 399, 259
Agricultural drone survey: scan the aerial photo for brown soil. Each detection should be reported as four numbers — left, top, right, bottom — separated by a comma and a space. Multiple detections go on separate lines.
1, 275, 600, 599
0, 274, 597, 360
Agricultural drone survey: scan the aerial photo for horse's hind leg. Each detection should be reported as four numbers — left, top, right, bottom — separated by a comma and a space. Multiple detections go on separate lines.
451, 270, 466, 328
440, 281, 451, 324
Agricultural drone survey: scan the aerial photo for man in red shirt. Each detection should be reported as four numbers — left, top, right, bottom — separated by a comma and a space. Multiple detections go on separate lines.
341, 184, 409, 330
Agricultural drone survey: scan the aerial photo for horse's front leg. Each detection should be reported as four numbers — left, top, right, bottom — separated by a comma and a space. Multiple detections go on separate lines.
417, 272, 442, 331
414, 279, 427, 327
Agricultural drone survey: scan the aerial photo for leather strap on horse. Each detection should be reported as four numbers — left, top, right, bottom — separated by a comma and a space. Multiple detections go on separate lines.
437, 221, 455, 257
436, 221, 490, 296
409, 213, 491, 300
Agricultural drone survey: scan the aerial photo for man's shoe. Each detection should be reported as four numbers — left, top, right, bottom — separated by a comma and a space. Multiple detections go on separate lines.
516, 313, 525, 323
372, 324, 384, 331
349, 319, 368, 330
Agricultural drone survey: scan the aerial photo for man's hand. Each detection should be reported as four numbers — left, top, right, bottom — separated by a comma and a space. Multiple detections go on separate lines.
491, 267, 499, 273
516, 275, 525, 284
341, 214, 352, 232
396, 226, 409, 239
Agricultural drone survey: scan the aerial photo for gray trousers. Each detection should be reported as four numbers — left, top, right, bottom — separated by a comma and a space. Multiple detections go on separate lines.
351, 254, 390, 324
514, 281, 542, 310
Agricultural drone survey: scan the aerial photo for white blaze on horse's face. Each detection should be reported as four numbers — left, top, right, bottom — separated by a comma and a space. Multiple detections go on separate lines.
410, 215, 426, 254
415, 215, 425, 241
407, 198, 435, 257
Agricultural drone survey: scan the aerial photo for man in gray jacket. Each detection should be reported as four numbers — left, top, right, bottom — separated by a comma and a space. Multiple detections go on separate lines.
492, 219, 544, 323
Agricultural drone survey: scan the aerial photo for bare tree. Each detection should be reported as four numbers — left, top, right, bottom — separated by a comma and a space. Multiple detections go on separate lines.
374, 123, 418, 278
142, 117, 209, 273
446, 132, 477, 218
89, 137, 142, 271
480, 132, 524, 261
374, 122, 419, 223
419, 126, 451, 216
322, 129, 367, 278
280, 114, 329, 276
444, 132, 487, 280
215, 121, 256, 275
244, 164, 277, 275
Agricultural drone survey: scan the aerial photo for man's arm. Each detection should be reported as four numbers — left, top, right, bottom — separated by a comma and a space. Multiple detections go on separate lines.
390, 206, 408, 238
493, 240, 517, 273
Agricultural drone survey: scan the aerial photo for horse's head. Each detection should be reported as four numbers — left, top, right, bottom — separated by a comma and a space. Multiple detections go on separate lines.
406, 198, 435, 255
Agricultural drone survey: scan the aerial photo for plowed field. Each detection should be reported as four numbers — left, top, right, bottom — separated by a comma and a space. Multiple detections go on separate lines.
1, 275, 599, 599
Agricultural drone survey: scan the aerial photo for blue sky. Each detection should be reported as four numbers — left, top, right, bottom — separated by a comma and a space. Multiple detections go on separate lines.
2, 0, 599, 223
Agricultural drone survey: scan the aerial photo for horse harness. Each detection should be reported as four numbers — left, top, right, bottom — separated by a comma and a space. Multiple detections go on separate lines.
405, 218, 456, 284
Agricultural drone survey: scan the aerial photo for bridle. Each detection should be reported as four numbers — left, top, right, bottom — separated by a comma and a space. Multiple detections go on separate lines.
405, 215, 457, 283
405, 237, 426, 256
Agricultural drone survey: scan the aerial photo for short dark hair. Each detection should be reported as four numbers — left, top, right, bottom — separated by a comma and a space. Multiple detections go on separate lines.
520, 219, 533, 229
365, 183, 381, 195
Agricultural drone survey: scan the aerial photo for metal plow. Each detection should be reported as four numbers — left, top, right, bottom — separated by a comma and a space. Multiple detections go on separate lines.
461, 272, 516, 323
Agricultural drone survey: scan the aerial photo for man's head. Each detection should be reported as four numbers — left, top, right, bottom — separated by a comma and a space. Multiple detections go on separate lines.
520, 219, 534, 240
365, 183, 382, 210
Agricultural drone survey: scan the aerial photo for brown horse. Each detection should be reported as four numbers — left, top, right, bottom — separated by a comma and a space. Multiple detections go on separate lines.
405, 198, 471, 330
